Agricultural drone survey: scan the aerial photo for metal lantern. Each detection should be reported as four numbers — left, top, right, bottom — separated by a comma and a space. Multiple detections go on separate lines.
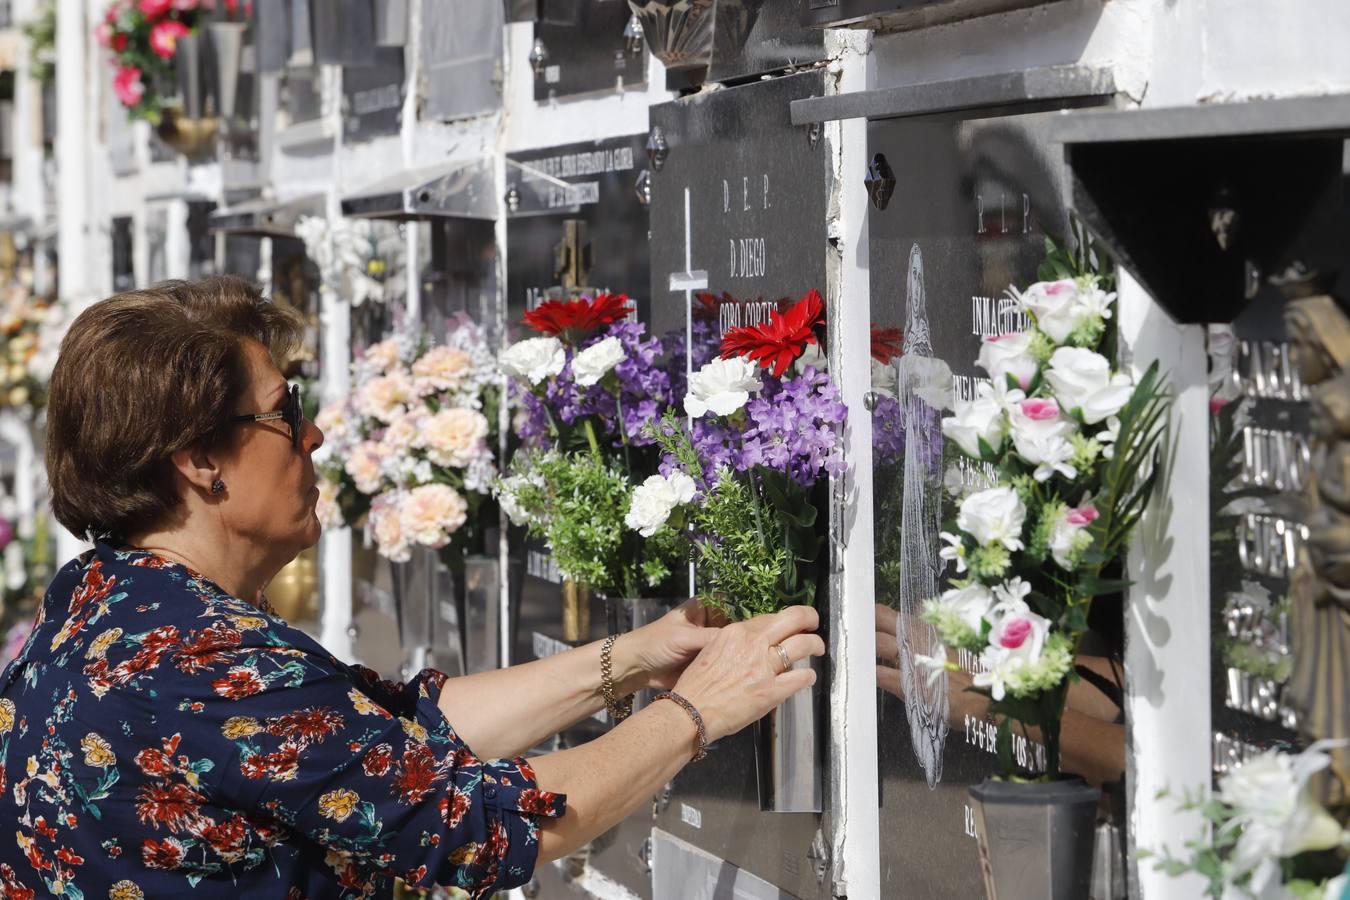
646, 125, 668, 171
623, 13, 644, 53
626, 0, 714, 76
528, 36, 550, 78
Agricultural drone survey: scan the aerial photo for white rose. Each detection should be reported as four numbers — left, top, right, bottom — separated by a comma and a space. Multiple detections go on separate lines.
1015, 279, 1112, 345
685, 357, 763, 418
956, 486, 1026, 551
1219, 743, 1348, 886
1015, 279, 1081, 343
870, 359, 898, 399
572, 336, 627, 388
1048, 503, 1100, 569
934, 584, 995, 633
1045, 347, 1134, 425
499, 336, 566, 386
624, 472, 697, 537
977, 331, 1039, 390
1322, 875, 1347, 900
1008, 397, 1079, 482
942, 393, 1007, 459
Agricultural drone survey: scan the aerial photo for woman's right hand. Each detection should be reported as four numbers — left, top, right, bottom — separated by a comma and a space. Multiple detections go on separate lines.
669, 605, 826, 743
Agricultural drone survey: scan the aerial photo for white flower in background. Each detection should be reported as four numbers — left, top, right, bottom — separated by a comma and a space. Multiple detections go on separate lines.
796, 340, 828, 373
685, 357, 763, 418
1097, 416, 1122, 460
992, 577, 1032, 611
957, 486, 1026, 551
400, 483, 468, 549
499, 336, 566, 386
369, 494, 410, 563
870, 358, 899, 399
1045, 347, 1134, 425
497, 471, 545, 527
380, 408, 424, 457
344, 441, 387, 495
1075, 281, 1116, 325
1009, 398, 1079, 482
417, 408, 490, 469
572, 336, 627, 388
363, 339, 402, 375
973, 601, 1052, 701
462, 454, 498, 496
942, 390, 1008, 459
356, 369, 416, 424
412, 345, 475, 396
1322, 874, 1347, 900
625, 472, 697, 537
1048, 503, 1100, 569
900, 355, 955, 410
977, 331, 1039, 390
939, 531, 967, 574
934, 584, 996, 633
315, 479, 344, 530
1218, 742, 1349, 894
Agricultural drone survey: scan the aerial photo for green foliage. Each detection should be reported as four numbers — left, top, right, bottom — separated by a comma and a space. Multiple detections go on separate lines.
506, 450, 682, 599
22, 3, 56, 84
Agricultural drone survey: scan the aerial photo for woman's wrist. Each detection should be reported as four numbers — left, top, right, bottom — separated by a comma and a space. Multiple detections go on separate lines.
604, 632, 650, 696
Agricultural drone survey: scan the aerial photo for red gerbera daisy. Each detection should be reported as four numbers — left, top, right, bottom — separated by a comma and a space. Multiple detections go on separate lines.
522, 293, 633, 340
870, 326, 904, 365
720, 289, 825, 377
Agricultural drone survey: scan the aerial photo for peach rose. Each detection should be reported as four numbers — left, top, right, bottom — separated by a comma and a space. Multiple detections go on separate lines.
417, 408, 489, 469
400, 484, 468, 548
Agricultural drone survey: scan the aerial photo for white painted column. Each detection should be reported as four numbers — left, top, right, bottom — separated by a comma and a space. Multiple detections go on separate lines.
318, 63, 354, 662
1116, 273, 1212, 899
824, 28, 882, 900
164, 198, 190, 279
11, 0, 44, 232
404, 221, 420, 324
53, 0, 91, 567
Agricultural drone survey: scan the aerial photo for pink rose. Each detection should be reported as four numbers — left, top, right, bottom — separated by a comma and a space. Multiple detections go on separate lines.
149, 19, 189, 59
112, 66, 145, 107
95, 23, 112, 47
1065, 505, 1099, 527
998, 617, 1033, 649
1018, 398, 1061, 421
139, 0, 175, 18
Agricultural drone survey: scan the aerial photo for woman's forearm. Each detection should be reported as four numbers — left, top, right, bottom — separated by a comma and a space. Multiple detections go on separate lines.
436, 634, 648, 759
530, 699, 698, 863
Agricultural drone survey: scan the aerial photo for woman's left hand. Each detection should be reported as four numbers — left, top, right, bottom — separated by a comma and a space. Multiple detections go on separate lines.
622, 599, 720, 690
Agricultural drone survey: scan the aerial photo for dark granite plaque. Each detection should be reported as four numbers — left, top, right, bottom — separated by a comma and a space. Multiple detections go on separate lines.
505, 134, 650, 330
867, 110, 1128, 896
342, 47, 405, 142
531, 1, 645, 101
111, 217, 135, 292
421, 0, 503, 121
643, 71, 832, 900
647, 70, 829, 339
503, 132, 653, 898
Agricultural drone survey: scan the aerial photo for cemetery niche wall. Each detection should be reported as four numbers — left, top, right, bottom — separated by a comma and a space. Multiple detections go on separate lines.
644, 69, 835, 900
868, 108, 1131, 897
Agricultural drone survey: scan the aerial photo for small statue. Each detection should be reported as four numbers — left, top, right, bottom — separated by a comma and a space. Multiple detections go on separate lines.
1284, 294, 1350, 812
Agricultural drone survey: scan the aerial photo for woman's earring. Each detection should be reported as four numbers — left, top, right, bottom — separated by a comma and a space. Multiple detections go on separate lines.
211, 479, 226, 495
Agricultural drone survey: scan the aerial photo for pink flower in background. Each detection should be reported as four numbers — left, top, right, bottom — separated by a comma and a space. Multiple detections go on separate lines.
139, 0, 175, 18
998, 618, 1034, 649
1018, 398, 1061, 422
95, 23, 112, 46
344, 441, 386, 495
173, 0, 203, 9
112, 66, 145, 107
0, 517, 12, 550
149, 19, 189, 59
411, 346, 474, 395
369, 494, 409, 563
400, 484, 468, 549
418, 408, 489, 469
1065, 505, 1099, 527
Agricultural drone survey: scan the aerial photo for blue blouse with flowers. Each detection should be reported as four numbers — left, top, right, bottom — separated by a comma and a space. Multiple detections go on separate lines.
0, 543, 565, 899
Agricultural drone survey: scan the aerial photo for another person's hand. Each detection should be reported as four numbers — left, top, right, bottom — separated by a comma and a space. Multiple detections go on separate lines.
624, 598, 720, 690
670, 605, 825, 743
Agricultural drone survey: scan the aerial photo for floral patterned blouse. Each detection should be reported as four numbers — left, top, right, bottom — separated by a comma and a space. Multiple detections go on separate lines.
0, 543, 565, 899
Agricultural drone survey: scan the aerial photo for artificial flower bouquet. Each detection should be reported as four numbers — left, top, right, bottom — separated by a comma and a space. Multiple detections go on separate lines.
646, 289, 847, 622
295, 215, 406, 308
922, 243, 1170, 779
0, 284, 49, 417
496, 293, 690, 600
1148, 742, 1348, 900
315, 316, 499, 565
97, 0, 249, 124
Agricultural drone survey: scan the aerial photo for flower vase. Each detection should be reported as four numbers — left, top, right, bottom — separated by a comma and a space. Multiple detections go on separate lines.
968, 778, 1101, 900
562, 577, 591, 644
753, 656, 823, 813
439, 553, 501, 676
267, 545, 319, 623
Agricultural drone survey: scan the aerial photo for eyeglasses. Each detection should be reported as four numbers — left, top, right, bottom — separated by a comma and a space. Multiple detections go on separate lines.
231, 383, 304, 449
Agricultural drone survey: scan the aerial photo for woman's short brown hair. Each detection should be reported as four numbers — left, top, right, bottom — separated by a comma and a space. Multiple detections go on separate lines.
47, 276, 304, 542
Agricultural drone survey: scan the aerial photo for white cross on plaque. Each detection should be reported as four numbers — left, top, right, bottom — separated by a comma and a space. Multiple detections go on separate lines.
667, 187, 707, 591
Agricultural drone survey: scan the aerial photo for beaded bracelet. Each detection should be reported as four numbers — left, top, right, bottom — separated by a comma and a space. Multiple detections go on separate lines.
653, 691, 708, 762
600, 635, 634, 722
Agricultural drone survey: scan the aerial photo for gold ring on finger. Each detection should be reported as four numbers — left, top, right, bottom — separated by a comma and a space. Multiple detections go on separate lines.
773, 643, 791, 674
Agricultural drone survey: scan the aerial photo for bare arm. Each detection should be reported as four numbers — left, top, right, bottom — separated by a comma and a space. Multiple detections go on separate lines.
436, 634, 648, 760
438, 599, 715, 760
530, 605, 826, 863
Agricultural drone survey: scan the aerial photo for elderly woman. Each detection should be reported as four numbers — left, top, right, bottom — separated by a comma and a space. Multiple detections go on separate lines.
0, 278, 824, 899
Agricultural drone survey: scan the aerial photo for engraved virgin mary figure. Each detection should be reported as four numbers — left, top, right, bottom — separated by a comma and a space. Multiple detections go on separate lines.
896, 242, 950, 788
